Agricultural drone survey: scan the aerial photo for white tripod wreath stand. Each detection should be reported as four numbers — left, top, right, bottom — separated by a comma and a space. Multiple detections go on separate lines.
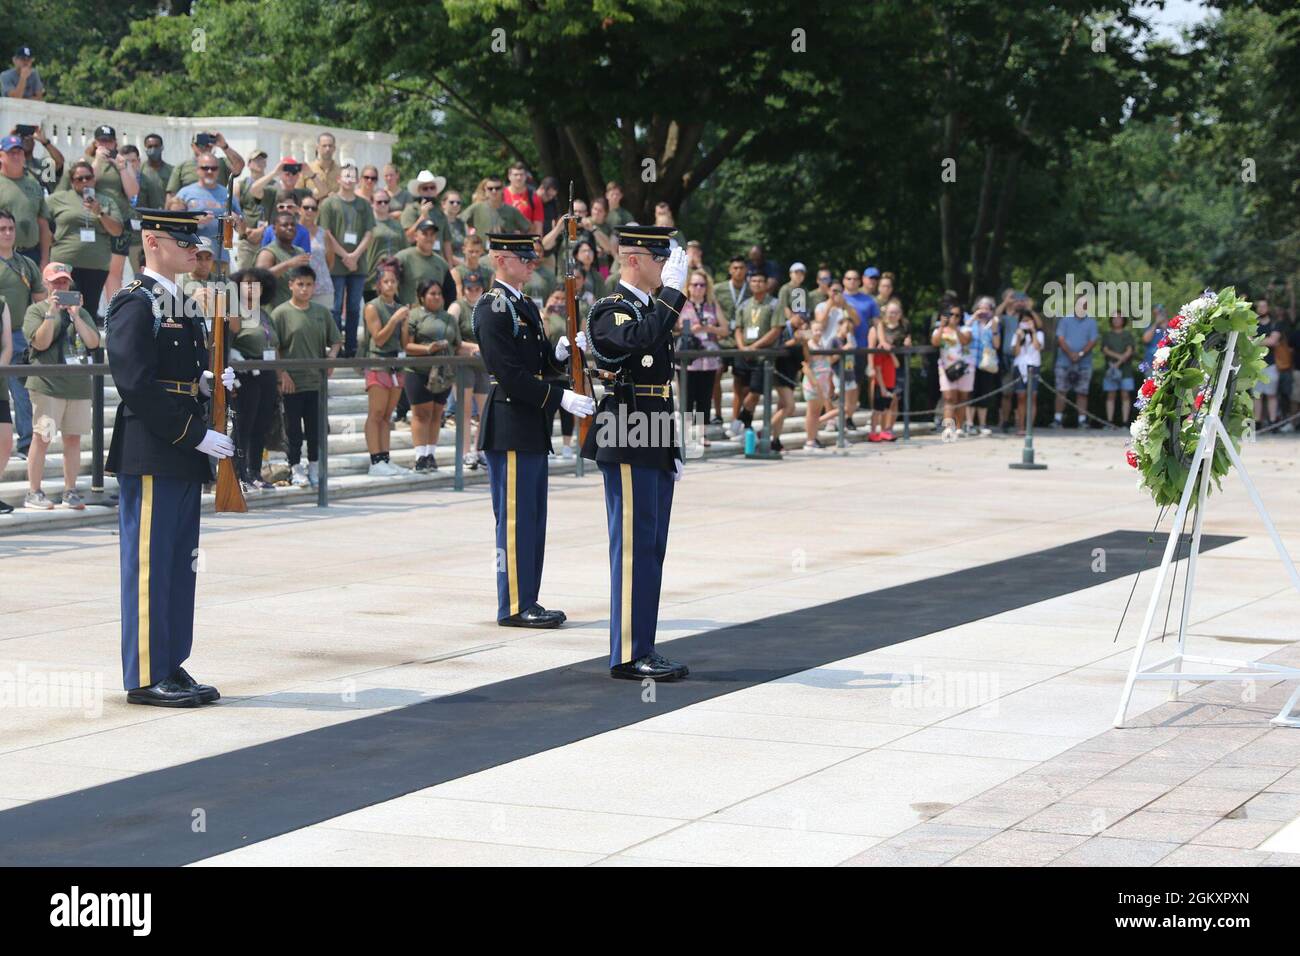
1114, 330, 1300, 728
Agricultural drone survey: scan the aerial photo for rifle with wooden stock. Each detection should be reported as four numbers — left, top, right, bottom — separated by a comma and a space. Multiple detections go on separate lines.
564, 181, 593, 446
209, 188, 247, 513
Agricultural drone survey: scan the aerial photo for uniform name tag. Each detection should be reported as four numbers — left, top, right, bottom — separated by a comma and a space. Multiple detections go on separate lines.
746, 326, 759, 341
343, 231, 358, 245
130, 219, 141, 231
79, 228, 95, 243
262, 349, 276, 361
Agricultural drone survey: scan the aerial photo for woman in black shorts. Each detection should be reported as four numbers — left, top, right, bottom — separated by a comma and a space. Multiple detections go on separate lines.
401, 279, 463, 472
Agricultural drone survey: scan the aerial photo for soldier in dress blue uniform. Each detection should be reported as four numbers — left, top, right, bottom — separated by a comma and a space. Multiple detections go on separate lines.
581, 227, 691, 681
106, 209, 238, 706
474, 233, 595, 627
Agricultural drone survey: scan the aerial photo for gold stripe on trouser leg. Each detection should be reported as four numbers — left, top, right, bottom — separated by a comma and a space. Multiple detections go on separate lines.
620, 464, 634, 663
506, 451, 520, 616
138, 475, 154, 687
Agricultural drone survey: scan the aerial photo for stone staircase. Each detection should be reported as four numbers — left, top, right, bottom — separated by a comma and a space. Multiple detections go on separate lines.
0, 368, 902, 534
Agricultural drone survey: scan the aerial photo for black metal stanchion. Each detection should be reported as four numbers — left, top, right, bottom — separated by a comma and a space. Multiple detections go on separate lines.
902, 350, 912, 442
454, 364, 465, 492
1010, 365, 1047, 471
317, 372, 330, 505
836, 359, 847, 450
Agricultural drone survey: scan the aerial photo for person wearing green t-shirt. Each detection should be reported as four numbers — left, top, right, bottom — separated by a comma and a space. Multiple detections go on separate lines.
461, 176, 531, 239
604, 182, 633, 229
165, 131, 244, 197
21, 263, 100, 511
452, 233, 493, 299
361, 267, 411, 476
0, 212, 44, 466
319, 164, 374, 357
446, 271, 488, 468
0, 151, 50, 261
47, 161, 124, 317
1101, 313, 1137, 427
255, 211, 312, 310
271, 265, 341, 487
733, 272, 781, 441
402, 280, 464, 473
56, 129, 139, 305
393, 221, 452, 307
365, 189, 408, 297
228, 266, 282, 489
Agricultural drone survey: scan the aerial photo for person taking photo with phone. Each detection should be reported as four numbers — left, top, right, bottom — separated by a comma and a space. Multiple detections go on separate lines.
21, 261, 99, 510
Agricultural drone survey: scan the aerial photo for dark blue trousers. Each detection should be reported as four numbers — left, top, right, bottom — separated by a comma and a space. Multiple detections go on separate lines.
485, 450, 549, 620
117, 474, 201, 690
599, 461, 675, 667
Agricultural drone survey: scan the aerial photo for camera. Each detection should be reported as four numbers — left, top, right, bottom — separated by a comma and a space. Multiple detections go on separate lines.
282, 163, 302, 174
55, 290, 82, 309
15, 123, 36, 136
195, 132, 216, 148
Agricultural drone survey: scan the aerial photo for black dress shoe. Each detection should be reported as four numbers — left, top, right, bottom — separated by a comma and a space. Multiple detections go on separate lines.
610, 654, 688, 681
172, 667, 220, 704
649, 651, 689, 678
498, 604, 564, 629
534, 604, 567, 624
127, 675, 202, 707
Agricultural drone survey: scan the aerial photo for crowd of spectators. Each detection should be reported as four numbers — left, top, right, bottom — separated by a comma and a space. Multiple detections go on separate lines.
2, 75, 1299, 506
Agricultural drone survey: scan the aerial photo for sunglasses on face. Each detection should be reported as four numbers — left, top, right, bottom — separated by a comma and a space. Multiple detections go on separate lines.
485, 185, 502, 192
689, 281, 707, 287
362, 174, 378, 181
301, 204, 318, 211
373, 199, 389, 205
198, 166, 218, 172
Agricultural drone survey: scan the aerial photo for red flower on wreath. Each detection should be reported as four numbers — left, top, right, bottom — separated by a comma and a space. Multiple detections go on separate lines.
1169, 316, 1183, 329
1126, 449, 1139, 468
1194, 392, 1205, 410
1140, 378, 1157, 398
1158, 337, 1170, 349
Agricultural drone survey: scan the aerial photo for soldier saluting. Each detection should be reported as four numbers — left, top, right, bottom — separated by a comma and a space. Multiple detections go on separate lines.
581, 226, 690, 681
106, 209, 238, 706
474, 233, 595, 628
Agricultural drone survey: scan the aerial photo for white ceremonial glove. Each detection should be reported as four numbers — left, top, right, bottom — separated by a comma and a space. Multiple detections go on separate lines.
659, 247, 689, 292
673, 457, 684, 482
199, 367, 239, 396
561, 389, 596, 418
196, 429, 235, 459
555, 331, 589, 362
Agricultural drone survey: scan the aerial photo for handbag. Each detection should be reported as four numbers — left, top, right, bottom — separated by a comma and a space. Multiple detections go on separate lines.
944, 358, 970, 380
426, 351, 456, 393
978, 345, 999, 373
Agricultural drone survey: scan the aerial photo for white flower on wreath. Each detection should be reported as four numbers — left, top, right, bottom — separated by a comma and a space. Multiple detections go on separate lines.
1180, 294, 1214, 323
1130, 418, 1149, 444
1153, 345, 1171, 369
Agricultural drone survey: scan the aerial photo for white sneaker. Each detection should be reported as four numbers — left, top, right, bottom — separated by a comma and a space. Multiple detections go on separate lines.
728, 419, 744, 437
368, 461, 391, 477
290, 462, 308, 487
307, 461, 319, 487
24, 489, 54, 510
560, 445, 575, 460
980, 426, 992, 436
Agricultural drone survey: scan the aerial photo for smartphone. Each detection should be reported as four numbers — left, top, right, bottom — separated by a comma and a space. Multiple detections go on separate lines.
82, 186, 96, 202
55, 290, 82, 308
15, 124, 36, 136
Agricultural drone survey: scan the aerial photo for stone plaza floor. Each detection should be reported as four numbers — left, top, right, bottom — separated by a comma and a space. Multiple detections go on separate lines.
3, 429, 1300, 866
